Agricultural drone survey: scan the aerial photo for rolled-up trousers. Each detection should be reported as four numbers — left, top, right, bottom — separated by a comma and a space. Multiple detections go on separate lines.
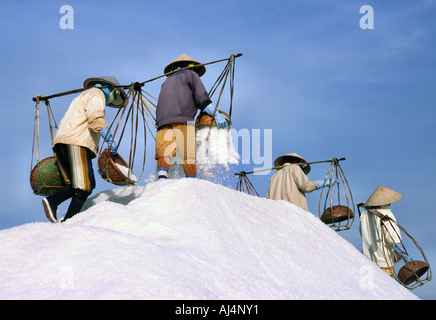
155, 123, 196, 177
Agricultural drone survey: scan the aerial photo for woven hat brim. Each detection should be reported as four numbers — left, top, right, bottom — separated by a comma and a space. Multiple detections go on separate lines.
83, 76, 128, 108
365, 185, 402, 206
164, 54, 206, 77
273, 153, 311, 175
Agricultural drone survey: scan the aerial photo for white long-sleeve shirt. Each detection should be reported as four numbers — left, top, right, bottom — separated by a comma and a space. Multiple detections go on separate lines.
359, 205, 402, 268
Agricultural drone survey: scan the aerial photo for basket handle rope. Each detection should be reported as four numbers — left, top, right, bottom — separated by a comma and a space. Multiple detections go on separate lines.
198, 54, 239, 143
31, 97, 60, 189
98, 86, 153, 185
318, 158, 355, 231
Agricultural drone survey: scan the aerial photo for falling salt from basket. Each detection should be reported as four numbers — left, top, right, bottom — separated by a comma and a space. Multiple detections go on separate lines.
196, 127, 240, 184
115, 163, 137, 181
145, 127, 240, 183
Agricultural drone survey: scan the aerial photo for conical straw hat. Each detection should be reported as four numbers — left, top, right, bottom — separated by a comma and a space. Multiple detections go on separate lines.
365, 185, 402, 206
273, 153, 311, 175
83, 76, 128, 108
164, 54, 206, 77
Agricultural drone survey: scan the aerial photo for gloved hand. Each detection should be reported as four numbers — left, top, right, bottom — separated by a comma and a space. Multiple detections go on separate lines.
203, 105, 229, 129
99, 127, 118, 155
394, 246, 413, 263
315, 178, 339, 190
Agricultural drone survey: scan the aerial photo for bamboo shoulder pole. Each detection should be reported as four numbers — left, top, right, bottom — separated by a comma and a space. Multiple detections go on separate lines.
32, 53, 243, 103
234, 157, 346, 176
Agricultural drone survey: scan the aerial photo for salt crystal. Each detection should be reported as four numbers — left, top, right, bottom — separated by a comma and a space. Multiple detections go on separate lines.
196, 127, 240, 183
147, 127, 241, 183
115, 163, 137, 181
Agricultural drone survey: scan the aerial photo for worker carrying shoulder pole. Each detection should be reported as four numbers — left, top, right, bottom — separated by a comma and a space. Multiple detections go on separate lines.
359, 185, 413, 277
266, 153, 337, 211
155, 54, 229, 180
42, 76, 127, 223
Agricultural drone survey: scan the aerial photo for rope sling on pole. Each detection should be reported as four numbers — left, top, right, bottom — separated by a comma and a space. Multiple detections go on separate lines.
195, 53, 239, 133
97, 83, 156, 186
357, 203, 432, 290
235, 157, 355, 231
30, 98, 67, 196
235, 171, 260, 197
234, 158, 349, 203
318, 157, 355, 231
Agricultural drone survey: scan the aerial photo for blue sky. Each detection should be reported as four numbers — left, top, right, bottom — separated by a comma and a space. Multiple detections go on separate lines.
1, 0, 435, 299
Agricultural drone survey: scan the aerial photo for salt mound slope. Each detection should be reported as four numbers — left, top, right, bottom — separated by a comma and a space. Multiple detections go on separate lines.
0, 179, 418, 299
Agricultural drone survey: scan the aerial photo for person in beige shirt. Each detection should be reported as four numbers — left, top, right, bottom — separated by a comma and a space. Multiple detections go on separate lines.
266, 153, 336, 211
42, 76, 127, 223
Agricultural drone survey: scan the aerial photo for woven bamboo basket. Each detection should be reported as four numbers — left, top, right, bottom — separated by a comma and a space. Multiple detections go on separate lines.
30, 156, 66, 197
196, 110, 231, 127
98, 149, 136, 186
320, 205, 354, 224
398, 261, 429, 286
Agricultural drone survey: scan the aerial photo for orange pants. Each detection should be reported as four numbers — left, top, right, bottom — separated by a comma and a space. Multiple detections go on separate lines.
155, 123, 196, 177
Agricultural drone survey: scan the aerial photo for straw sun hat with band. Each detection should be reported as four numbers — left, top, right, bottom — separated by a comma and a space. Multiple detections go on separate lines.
164, 54, 206, 77
83, 76, 128, 108
273, 153, 311, 175
365, 185, 402, 207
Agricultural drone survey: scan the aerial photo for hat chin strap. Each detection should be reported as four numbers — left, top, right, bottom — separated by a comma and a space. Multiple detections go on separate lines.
107, 89, 116, 105
172, 62, 196, 72
94, 84, 121, 106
